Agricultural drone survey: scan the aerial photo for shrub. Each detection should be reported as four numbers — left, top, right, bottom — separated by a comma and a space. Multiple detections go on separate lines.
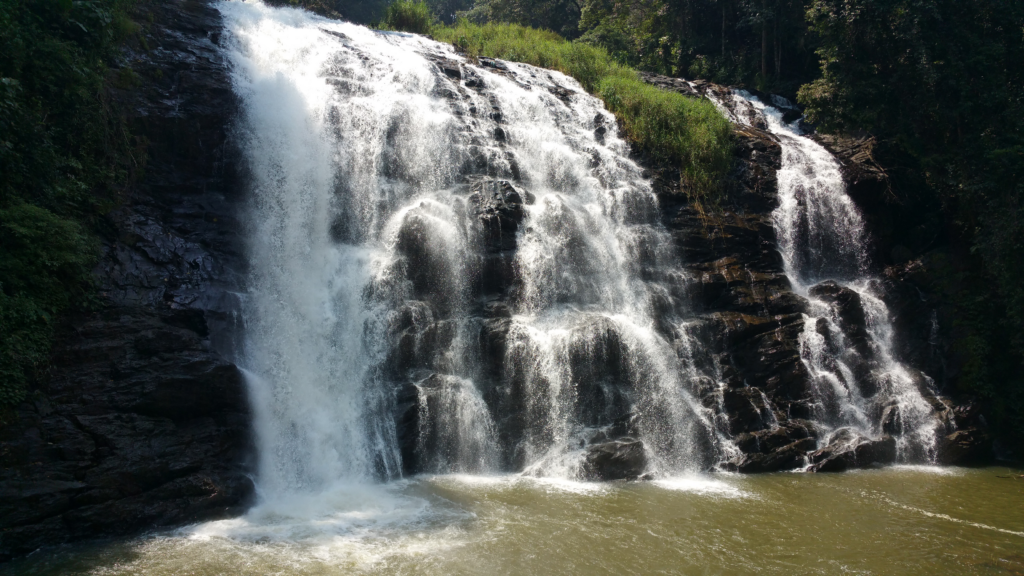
0, 0, 141, 406
0, 204, 96, 405
425, 20, 733, 199
380, 0, 435, 34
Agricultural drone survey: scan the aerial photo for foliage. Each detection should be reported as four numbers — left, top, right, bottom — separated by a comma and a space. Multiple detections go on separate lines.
462, 0, 581, 38
380, 0, 435, 34
451, 0, 822, 96
0, 205, 96, 405
598, 76, 733, 196
799, 0, 1024, 444
423, 19, 733, 198
394, 0, 1024, 444
0, 0, 140, 405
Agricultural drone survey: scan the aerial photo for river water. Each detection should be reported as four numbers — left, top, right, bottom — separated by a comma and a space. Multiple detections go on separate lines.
4, 466, 1022, 575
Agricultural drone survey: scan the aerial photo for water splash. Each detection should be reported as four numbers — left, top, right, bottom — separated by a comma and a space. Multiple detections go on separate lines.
709, 89, 939, 461
222, 0, 726, 493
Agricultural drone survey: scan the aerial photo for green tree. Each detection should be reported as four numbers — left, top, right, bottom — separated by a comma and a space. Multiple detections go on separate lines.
800, 0, 1024, 443
0, 0, 140, 406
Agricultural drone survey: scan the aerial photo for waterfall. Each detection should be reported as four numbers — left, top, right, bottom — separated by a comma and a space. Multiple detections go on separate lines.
221, 1, 728, 494
710, 90, 939, 462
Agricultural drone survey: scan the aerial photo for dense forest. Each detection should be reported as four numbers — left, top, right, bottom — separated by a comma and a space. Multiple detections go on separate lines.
2, 0, 1022, 448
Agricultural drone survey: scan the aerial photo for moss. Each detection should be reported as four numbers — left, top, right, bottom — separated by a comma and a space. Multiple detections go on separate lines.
0, 0, 142, 406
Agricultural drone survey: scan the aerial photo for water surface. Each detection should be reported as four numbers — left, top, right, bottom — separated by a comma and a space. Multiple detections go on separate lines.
6, 466, 1022, 575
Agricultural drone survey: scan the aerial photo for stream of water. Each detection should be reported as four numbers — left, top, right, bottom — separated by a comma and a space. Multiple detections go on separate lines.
226, 0, 727, 489
4, 467, 1022, 575
708, 90, 942, 462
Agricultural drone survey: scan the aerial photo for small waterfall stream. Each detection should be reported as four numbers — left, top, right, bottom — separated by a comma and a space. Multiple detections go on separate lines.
222, 1, 729, 495
710, 90, 940, 462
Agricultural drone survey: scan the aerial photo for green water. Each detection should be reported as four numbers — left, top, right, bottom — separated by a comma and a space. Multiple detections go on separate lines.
5, 467, 1023, 575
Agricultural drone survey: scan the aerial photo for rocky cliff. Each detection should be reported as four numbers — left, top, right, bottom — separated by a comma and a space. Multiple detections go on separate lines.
0, 3, 994, 561
0, 0, 252, 561
641, 73, 992, 472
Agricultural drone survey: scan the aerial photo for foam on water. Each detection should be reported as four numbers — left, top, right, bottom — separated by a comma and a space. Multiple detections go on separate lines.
651, 475, 748, 498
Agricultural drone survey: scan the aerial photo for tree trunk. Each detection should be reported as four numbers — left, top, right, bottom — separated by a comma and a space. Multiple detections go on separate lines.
762, 24, 767, 79
774, 10, 780, 77
761, 0, 768, 79
721, 2, 726, 59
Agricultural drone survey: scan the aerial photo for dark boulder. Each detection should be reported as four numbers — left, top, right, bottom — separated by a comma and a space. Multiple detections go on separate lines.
808, 281, 872, 357
723, 387, 776, 435
470, 179, 530, 253
936, 429, 993, 466
734, 419, 818, 455
581, 438, 648, 481
808, 429, 897, 472
734, 437, 817, 473
0, 312, 253, 561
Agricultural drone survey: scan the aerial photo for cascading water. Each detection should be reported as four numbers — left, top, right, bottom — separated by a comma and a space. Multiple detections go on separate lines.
222, 0, 729, 495
708, 90, 940, 462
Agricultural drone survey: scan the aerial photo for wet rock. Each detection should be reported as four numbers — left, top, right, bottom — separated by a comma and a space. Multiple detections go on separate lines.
813, 133, 887, 203
734, 437, 817, 473
470, 179, 529, 253
734, 419, 817, 455
0, 0, 251, 561
808, 281, 872, 356
723, 387, 775, 435
433, 58, 462, 80
781, 109, 802, 124
581, 438, 648, 481
564, 320, 633, 427
393, 379, 425, 475
479, 57, 508, 71
636, 72, 698, 97
936, 428, 993, 466
808, 429, 897, 472
547, 84, 574, 104
0, 312, 253, 561
464, 69, 485, 89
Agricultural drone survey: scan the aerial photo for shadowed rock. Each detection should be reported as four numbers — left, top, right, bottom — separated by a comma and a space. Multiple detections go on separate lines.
581, 438, 648, 481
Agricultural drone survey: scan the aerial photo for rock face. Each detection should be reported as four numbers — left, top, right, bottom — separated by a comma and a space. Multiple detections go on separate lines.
0, 12, 995, 562
642, 75, 814, 472
808, 429, 897, 472
581, 438, 648, 481
638, 72, 991, 472
0, 0, 252, 561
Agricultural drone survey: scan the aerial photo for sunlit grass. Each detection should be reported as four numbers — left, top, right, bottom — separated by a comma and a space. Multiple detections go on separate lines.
380, 3, 733, 199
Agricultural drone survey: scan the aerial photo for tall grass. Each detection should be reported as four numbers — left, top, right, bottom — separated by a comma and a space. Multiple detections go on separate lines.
378, 0, 432, 34
379, 5, 733, 200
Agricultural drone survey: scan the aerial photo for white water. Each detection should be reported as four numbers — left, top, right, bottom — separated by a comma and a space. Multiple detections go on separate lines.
710, 90, 940, 461
223, 0, 729, 503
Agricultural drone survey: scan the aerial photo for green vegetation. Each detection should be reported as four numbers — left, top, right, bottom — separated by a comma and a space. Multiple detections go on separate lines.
382, 5, 733, 201
0, 0, 142, 405
380, 0, 434, 34
798, 0, 1024, 445
275, 0, 821, 95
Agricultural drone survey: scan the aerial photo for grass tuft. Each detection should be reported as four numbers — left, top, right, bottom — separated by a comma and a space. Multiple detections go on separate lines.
379, 7, 733, 201
379, 0, 434, 34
